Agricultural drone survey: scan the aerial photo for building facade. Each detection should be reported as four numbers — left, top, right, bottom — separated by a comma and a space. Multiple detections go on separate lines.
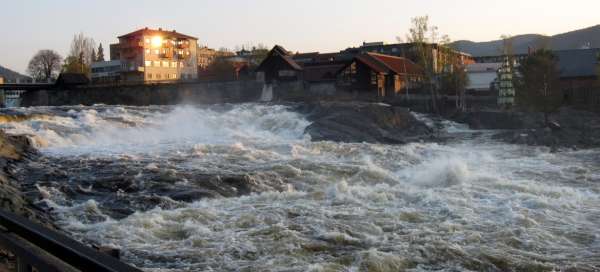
336, 52, 424, 98
90, 60, 123, 84
197, 47, 217, 70
113, 27, 198, 83
466, 63, 502, 93
342, 42, 475, 74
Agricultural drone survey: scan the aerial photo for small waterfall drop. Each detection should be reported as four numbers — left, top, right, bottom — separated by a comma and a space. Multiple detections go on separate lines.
260, 84, 273, 102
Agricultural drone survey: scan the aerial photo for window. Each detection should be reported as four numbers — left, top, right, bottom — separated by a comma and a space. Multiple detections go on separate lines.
153, 61, 160, 67
180, 62, 185, 68
145, 49, 151, 55
371, 71, 377, 85
162, 61, 169, 67
154, 49, 160, 55
171, 62, 177, 68
156, 74, 162, 79
172, 74, 177, 79
145, 61, 152, 67
145, 38, 150, 44
147, 73, 153, 79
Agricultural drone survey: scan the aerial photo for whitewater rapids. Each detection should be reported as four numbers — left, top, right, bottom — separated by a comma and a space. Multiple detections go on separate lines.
0, 104, 599, 271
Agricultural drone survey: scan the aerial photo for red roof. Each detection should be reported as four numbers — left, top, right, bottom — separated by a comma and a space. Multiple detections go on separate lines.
356, 52, 423, 75
118, 28, 198, 40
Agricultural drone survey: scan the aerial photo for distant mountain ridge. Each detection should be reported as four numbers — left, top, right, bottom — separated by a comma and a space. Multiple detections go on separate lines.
451, 25, 600, 56
0, 65, 31, 83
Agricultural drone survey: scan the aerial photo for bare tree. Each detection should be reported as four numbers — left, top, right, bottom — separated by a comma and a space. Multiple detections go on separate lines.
404, 15, 452, 113
27, 49, 62, 81
64, 33, 96, 74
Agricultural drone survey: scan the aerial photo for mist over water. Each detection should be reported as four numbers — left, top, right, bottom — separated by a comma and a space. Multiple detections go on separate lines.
2, 104, 599, 271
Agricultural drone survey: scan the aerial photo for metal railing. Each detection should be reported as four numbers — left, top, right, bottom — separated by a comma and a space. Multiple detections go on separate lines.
0, 210, 142, 272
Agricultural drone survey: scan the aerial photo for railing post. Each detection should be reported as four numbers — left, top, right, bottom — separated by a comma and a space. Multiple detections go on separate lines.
17, 257, 32, 272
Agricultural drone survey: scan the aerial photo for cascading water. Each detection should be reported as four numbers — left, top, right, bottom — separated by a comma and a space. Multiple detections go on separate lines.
260, 84, 274, 102
1, 104, 599, 271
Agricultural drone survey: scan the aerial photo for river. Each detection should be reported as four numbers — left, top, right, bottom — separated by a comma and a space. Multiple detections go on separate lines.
1, 104, 599, 271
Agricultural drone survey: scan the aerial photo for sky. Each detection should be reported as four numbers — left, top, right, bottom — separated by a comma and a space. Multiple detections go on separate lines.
1, 0, 599, 74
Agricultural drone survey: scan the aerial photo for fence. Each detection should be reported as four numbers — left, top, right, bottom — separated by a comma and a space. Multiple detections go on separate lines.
0, 210, 141, 272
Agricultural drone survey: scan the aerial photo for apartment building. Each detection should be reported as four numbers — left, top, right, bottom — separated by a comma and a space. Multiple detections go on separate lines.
112, 27, 198, 82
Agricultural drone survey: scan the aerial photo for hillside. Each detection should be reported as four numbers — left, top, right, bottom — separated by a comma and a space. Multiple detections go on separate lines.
452, 25, 600, 56
0, 65, 31, 83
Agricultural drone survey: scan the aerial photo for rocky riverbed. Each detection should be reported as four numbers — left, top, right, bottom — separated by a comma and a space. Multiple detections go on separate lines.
0, 103, 598, 271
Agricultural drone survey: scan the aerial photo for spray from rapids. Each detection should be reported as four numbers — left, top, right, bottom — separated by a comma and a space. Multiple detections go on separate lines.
2, 104, 599, 271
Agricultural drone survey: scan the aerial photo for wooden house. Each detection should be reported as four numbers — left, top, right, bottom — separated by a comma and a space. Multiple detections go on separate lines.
255, 46, 303, 83
336, 52, 424, 97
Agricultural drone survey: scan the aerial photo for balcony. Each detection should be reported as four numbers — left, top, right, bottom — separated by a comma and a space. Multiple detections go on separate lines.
121, 40, 144, 49
176, 42, 190, 49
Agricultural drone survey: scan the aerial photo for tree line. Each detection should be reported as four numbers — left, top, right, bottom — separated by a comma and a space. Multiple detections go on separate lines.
27, 32, 105, 82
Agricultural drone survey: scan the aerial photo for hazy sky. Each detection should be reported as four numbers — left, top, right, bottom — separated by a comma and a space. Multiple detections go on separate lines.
1, 0, 598, 74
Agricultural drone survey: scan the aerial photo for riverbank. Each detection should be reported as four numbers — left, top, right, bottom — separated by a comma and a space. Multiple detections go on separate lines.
451, 107, 600, 149
0, 131, 52, 226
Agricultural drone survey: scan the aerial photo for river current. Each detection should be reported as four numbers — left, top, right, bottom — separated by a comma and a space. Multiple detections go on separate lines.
0, 104, 599, 271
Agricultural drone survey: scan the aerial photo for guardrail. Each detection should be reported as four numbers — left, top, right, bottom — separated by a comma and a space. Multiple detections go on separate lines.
0, 209, 142, 272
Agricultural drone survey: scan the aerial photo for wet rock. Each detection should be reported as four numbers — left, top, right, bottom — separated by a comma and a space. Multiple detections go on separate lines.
457, 108, 600, 149
0, 131, 53, 227
452, 110, 545, 130
299, 102, 434, 144
168, 189, 220, 202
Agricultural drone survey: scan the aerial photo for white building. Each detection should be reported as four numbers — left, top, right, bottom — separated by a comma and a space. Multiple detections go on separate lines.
466, 63, 502, 92
91, 60, 122, 84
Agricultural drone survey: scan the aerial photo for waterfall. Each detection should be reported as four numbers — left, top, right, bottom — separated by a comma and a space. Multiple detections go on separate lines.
260, 84, 273, 102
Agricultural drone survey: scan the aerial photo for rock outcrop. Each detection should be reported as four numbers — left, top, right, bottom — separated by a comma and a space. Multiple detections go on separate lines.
0, 131, 52, 226
298, 102, 434, 144
454, 108, 600, 149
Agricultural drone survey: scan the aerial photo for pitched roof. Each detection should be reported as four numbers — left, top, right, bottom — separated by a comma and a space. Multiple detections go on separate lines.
256, 45, 303, 72
554, 48, 600, 78
118, 28, 198, 40
355, 52, 424, 75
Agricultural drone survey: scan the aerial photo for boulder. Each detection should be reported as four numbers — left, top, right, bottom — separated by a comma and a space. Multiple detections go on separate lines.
299, 102, 434, 144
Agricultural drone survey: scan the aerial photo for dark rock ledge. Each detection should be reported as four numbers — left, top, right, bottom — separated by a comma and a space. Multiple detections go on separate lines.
296, 102, 436, 144
0, 131, 53, 227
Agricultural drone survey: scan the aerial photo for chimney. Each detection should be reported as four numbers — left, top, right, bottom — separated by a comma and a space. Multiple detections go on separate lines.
158, 27, 162, 31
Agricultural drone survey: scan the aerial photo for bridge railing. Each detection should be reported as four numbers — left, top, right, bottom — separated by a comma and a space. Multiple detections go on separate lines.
0, 210, 142, 272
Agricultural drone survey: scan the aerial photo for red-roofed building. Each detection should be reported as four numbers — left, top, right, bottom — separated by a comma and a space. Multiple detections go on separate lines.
337, 52, 424, 97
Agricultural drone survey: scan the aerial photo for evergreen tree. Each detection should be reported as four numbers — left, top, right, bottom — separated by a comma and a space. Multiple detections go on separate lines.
97, 43, 105, 62
91, 48, 97, 63
516, 49, 562, 125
